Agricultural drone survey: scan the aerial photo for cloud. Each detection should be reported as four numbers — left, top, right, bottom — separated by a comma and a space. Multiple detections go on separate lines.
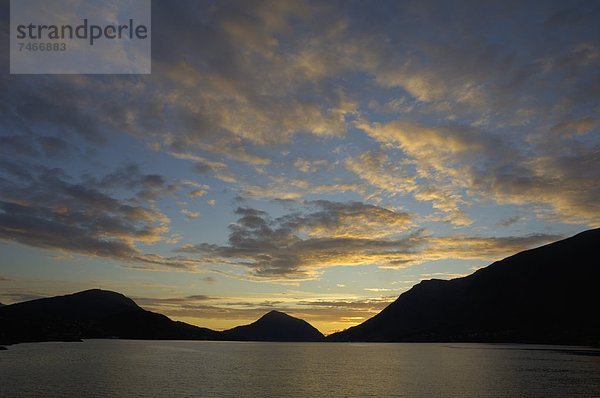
182, 181, 210, 198
369, 3, 599, 125
294, 158, 330, 173
0, 1, 596, 226
551, 117, 598, 138
356, 119, 600, 226
176, 202, 560, 279
1, 1, 597, 159
0, 135, 41, 158
417, 272, 468, 280
134, 294, 213, 307
279, 200, 413, 239
133, 0, 360, 172
170, 152, 238, 183
414, 233, 563, 265
344, 151, 417, 196
498, 215, 523, 227
240, 176, 365, 200
188, 189, 207, 198
87, 163, 180, 202
177, 201, 419, 278
345, 148, 472, 226
0, 291, 45, 304
479, 147, 600, 225
0, 162, 202, 270
356, 120, 500, 178
0, 77, 107, 147
181, 209, 201, 219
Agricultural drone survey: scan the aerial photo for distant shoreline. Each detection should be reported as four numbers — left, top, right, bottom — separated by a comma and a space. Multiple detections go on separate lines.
2, 338, 599, 352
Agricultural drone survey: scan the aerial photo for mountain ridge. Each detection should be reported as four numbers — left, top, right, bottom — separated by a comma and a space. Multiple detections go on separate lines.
327, 228, 600, 345
0, 289, 221, 345
0, 290, 324, 345
2, 229, 598, 347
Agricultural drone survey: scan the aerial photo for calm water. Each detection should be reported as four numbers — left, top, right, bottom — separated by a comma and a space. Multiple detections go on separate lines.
1, 340, 599, 397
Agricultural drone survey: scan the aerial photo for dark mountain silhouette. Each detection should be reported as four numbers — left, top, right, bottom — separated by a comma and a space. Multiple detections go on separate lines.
0, 290, 324, 346
223, 310, 324, 342
2, 230, 597, 347
328, 228, 600, 345
0, 289, 221, 345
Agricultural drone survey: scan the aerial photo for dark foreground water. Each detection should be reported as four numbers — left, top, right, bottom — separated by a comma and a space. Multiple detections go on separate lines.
1, 340, 599, 398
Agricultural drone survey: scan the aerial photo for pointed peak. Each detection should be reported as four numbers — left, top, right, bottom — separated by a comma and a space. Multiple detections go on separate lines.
261, 310, 289, 319
224, 309, 324, 341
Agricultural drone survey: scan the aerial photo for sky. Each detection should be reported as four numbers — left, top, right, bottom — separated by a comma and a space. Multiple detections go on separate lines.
0, 0, 599, 335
